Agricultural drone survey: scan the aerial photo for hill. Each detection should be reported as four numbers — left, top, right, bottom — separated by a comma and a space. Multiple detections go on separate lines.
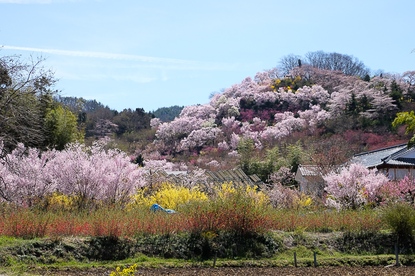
57, 52, 415, 184
141, 65, 413, 182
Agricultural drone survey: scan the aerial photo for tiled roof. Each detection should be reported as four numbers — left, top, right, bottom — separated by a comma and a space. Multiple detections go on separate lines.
155, 168, 262, 186
206, 168, 261, 185
297, 165, 321, 176
351, 144, 409, 168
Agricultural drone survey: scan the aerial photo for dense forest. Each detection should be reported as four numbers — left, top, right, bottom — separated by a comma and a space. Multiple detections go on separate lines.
1, 51, 415, 186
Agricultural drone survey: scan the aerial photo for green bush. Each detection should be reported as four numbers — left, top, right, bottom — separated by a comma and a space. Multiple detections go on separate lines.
338, 231, 394, 254
87, 236, 134, 261
134, 231, 281, 260
381, 202, 415, 252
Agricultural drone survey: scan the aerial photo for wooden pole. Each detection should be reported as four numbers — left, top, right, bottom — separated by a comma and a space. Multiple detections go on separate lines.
313, 251, 317, 267
294, 252, 297, 267
395, 243, 400, 267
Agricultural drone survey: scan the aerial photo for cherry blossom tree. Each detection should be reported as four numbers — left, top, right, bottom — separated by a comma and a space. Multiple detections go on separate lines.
323, 163, 389, 209
298, 105, 331, 133
260, 112, 306, 143
0, 142, 56, 206
150, 118, 162, 129
155, 116, 207, 153
266, 183, 299, 209
48, 141, 144, 207
179, 104, 216, 120
179, 127, 223, 152
379, 176, 415, 205
221, 116, 241, 138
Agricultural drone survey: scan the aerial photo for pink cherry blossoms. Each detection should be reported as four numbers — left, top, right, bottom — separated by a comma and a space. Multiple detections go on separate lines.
0, 141, 145, 207
323, 163, 389, 209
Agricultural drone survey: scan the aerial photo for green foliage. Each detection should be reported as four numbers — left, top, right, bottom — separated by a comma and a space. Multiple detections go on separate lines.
112, 108, 152, 136
87, 236, 134, 261
0, 55, 58, 152
238, 139, 304, 182
392, 111, 415, 147
339, 231, 395, 254
152, 105, 184, 122
238, 139, 283, 182
45, 104, 84, 150
389, 80, 404, 109
381, 202, 415, 251
286, 142, 304, 173
392, 111, 415, 134
135, 231, 280, 260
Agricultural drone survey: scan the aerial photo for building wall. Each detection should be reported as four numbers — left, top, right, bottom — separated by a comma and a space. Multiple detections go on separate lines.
378, 167, 415, 181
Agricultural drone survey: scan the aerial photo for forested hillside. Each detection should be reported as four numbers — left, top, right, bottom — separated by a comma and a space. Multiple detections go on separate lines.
1, 51, 414, 186
141, 51, 414, 183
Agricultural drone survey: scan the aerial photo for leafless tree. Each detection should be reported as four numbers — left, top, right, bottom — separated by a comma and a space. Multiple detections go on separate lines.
278, 54, 302, 76
305, 51, 370, 78
279, 51, 370, 79
0, 54, 57, 154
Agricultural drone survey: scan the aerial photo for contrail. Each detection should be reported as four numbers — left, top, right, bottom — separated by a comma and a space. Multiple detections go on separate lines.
2, 45, 198, 65
0, 0, 53, 3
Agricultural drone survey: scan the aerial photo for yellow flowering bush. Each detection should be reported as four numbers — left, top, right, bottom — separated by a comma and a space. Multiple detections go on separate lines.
44, 192, 78, 211
131, 182, 208, 210
214, 182, 269, 207
109, 264, 137, 276
294, 193, 313, 209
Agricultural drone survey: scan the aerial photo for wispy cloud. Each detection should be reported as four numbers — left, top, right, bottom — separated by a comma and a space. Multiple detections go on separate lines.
2, 45, 241, 71
2, 45, 198, 65
0, 0, 53, 3
0, 0, 82, 3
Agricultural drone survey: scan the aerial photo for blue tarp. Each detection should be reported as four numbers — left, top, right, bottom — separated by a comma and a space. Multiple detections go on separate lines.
150, 203, 176, 214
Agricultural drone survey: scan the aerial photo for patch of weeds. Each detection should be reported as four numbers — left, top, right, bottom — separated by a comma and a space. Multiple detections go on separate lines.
204, 231, 281, 259
134, 231, 282, 261
338, 231, 395, 254
135, 233, 192, 259
87, 236, 135, 261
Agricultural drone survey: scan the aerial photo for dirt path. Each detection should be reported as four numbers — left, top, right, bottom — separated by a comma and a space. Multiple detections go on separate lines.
36, 266, 415, 276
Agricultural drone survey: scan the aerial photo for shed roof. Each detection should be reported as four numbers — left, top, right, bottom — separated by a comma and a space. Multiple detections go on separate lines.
297, 165, 321, 176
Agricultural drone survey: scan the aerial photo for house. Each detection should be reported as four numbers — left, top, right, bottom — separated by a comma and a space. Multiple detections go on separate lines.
295, 143, 415, 196
294, 165, 325, 196
351, 144, 415, 180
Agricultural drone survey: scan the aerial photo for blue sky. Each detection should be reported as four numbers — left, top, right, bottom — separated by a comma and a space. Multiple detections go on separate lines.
1, 0, 414, 112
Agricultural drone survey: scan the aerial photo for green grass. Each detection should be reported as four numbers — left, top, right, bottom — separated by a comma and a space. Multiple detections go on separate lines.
0, 230, 414, 275
0, 201, 413, 275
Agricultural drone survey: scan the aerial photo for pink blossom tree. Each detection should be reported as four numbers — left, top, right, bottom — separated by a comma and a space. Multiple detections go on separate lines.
323, 163, 389, 209
0, 142, 56, 206
48, 141, 144, 207
379, 176, 415, 205
179, 127, 223, 152
298, 105, 331, 133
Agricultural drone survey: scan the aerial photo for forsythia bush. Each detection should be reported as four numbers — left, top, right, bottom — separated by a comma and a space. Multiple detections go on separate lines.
294, 193, 313, 209
131, 182, 208, 210
214, 182, 269, 207
43, 192, 78, 211
109, 264, 137, 276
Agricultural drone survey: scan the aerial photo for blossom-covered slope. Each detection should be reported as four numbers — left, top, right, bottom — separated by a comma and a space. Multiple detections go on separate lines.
145, 66, 414, 175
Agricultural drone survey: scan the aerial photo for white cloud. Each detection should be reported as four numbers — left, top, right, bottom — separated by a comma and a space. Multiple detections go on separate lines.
2, 45, 197, 65
0, 0, 52, 3
0, 0, 83, 3
2, 45, 242, 71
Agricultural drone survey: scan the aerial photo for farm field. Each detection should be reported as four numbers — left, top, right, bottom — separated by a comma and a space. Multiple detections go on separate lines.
1, 196, 415, 275
24, 266, 415, 276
